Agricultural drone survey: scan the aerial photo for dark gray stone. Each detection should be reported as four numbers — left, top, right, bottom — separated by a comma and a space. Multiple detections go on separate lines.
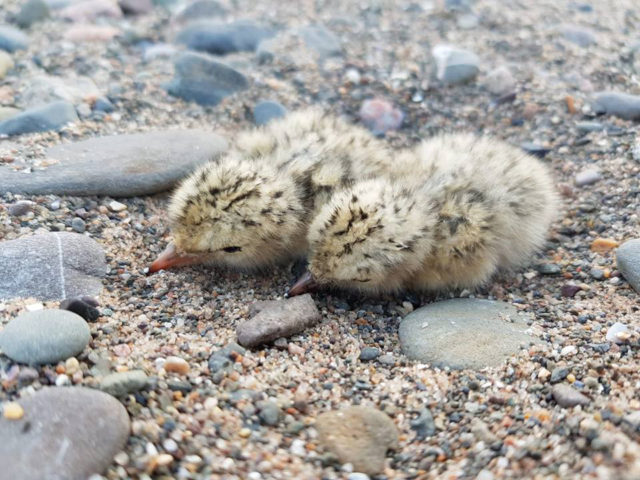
0, 101, 78, 136
16, 0, 51, 28
253, 100, 287, 126
93, 96, 114, 112
520, 142, 550, 158
359, 347, 380, 361
176, 20, 274, 55
299, 24, 342, 58
398, 299, 534, 369
257, 400, 282, 426
592, 92, 640, 120
551, 367, 569, 383
0, 25, 29, 52
0, 129, 226, 196
166, 51, 248, 106
0, 310, 90, 365
537, 263, 561, 275
177, 0, 227, 21
617, 239, 640, 293
71, 217, 86, 233
432, 44, 479, 85
410, 407, 436, 439
236, 294, 321, 348
552, 384, 591, 408
100, 370, 149, 396
208, 342, 245, 374
0, 387, 129, 480
576, 121, 605, 133
60, 296, 100, 322
0, 232, 105, 301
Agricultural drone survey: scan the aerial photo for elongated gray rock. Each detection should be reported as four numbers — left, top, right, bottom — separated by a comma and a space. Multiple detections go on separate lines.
0, 232, 105, 301
0, 387, 130, 480
0, 310, 90, 365
592, 92, 640, 120
0, 129, 227, 196
176, 19, 274, 55
399, 299, 534, 369
237, 294, 321, 347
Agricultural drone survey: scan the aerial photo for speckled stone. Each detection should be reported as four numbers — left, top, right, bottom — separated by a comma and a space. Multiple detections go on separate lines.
0, 310, 90, 365
398, 299, 535, 369
0, 387, 130, 480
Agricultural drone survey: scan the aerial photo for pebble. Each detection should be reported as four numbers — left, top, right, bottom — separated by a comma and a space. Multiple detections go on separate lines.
561, 284, 581, 297
176, 20, 274, 55
560, 24, 596, 47
616, 239, 640, 293
176, 0, 227, 21
166, 51, 249, 106
551, 367, 569, 383
0, 25, 30, 52
552, 384, 591, 408
7, 200, 33, 217
591, 237, 618, 253
0, 130, 226, 196
16, 0, 51, 28
60, 0, 123, 21
2, 402, 24, 420
0, 309, 90, 365
605, 322, 630, 344
398, 299, 534, 369
358, 347, 380, 361
118, 0, 153, 14
60, 295, 101, 322
236, 294, 321, 348
358, 98, 404, 136
0, 101, 78, 136
253, 100, 287, 126
592, 91, 640, 120
164, 356, 190, 374
520, 142, 550, 158
576, 121, 605, 133
94, 96, 115, 112
537, 263, 561, 275
589, 268, 605, 280
108, 200, 127, 212
100, 370, 149, 396
432, 44, 480, 85
256, 400, 282, 426
316, 407, 398, 475
410, 407, 436, 439
0, 232, 105, 301
299, 24, 342, 58
483, 66, 516, 96
63, 24, 121, 42
208, 342, 245, 374
22, 74, 101, 108
575, 168, 601, 186
71, 217, 86, 233
0, 387, 129, 480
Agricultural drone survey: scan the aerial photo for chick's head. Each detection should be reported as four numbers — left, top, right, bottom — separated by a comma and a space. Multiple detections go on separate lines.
153, 158, 307, 271
301, 179, 436, 294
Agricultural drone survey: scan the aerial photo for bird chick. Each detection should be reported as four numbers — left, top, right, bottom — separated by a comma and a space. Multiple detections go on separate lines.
149, 109, 393, 273
290, 134, 558, 295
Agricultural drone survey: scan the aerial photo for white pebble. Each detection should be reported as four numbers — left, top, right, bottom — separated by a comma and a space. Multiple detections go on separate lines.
162, 438, 178, 453
247, 473, 262, 480
561, 345, 577, 356
606, 322, 629, 344
25, 302, 44, 312
290, 439, 306, 456
55, 374, 70, 386
575, 169, 601, 187
108, 200, 127, 212
344, 68, 361, 84
348, 474, 371, 480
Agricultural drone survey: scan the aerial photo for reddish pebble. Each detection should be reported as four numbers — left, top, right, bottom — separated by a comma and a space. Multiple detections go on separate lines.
561, 284, 581, 297
164, 356, 190, 374
359, 99, 404, 136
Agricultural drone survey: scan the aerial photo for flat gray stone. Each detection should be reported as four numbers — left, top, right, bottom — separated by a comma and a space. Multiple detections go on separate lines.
0, 101, 78, 136
560, 24, 596, 47
433, 44, 480, 85
0, 387, 129, 480
398, 299, 534, 369
316, 406, 398, 475
21, 74, 100, 108
0, 129, 227, 196
552, 384, 591, 408
0, 310, 90, 365
617, 239, 640, 293
176, 0, 227, 21
237, 294, 321, 348
0, 25, 29, 52
592, 91, 640, 120
176, 19, 274, 55
100, 370, 148, 396
0, 232, 105, 301
166, 51, 248, 106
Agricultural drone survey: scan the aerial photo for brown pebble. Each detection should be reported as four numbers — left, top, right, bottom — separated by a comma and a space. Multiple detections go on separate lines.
3, 402, 24, 420
591, 238, 619, 253
164, 356, 190, 375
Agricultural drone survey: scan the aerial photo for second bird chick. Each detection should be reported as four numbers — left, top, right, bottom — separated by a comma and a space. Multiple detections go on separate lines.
290, 134, 559, 295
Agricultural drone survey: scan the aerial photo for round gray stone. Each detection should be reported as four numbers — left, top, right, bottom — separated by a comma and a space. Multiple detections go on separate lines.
0, 25, 29, 52
398, 299, 535, 370
0, 387, 129, 480
166, 51, 248, 106
432, 44, 480, 85
617, 239, 640, 293
0, 129, 227, 196
16, 0, 51, 28
0, 310, 90, 365
0, 101, 78, 136
176, 19, 274, 55
253, 100, 287, 126
100, 370, 149, 396
0, 232, 106, 301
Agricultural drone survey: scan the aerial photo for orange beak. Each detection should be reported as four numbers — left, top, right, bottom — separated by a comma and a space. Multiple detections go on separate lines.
148, 242, 208, 273
287, 270, 319, 297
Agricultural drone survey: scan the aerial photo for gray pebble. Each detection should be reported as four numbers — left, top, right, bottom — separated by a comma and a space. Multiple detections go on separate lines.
0, 101, 78, 136
93, 97, 114, 113
576, 121, 604, 133
575, 169, 601, 187
552, 384, 591, 408
16, 0, 50, 28
59, 296, 101, 322
551, 367, 569, 383
100, 370, 148, 396
410, 407, 436, 439
348, 474, 370, 480
166, 51, 248, 106
299, 24, 342, 58
176, 20, 274, 55
7, 200, 34, 217
0, 309, 90, 365
483, 66, 516, 96
253, 100, 287, 126
592, 91, 640, 120
378, 354, 395, 366
71, 217, 86, 233
616, 239, 640, 293
359, 347, 380, 361
520, 142, 550, 158
0, 25, 29, 52
208, 342, 246, 374
560, 24, 596, 47
589, 268, 604, 280
176, 0, 227, 21
537, 263, 561, 275
432, 44, 479, 85
236, 294, 321, 348
257, 400, 282, 426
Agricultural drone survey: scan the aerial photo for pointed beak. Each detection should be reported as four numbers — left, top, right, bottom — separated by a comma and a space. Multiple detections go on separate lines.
148, 242, 207, 274
287, 270, 319, 297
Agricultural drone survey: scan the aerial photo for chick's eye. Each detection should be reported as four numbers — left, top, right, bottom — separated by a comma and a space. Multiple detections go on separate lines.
222, 246, 242, 253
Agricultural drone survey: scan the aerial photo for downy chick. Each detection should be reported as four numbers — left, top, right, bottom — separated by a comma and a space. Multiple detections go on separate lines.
149, 109, 393, 272
289, 134, 559, 295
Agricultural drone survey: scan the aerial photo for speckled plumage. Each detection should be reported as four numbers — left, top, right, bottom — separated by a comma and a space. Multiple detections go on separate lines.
306, 134, 559, 294
166, 109, 393, 269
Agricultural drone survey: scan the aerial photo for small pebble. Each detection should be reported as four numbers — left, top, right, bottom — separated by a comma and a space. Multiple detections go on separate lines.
605, 322, 629, 344
108, 200, 127, 212
164, 356, 190, 374
359, 347, 380, 361
575, 169, 601, 187
552, 384, 591, 408
3, 402, 24, 420
591, 238, 618, 253
358, 98, 403, 136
